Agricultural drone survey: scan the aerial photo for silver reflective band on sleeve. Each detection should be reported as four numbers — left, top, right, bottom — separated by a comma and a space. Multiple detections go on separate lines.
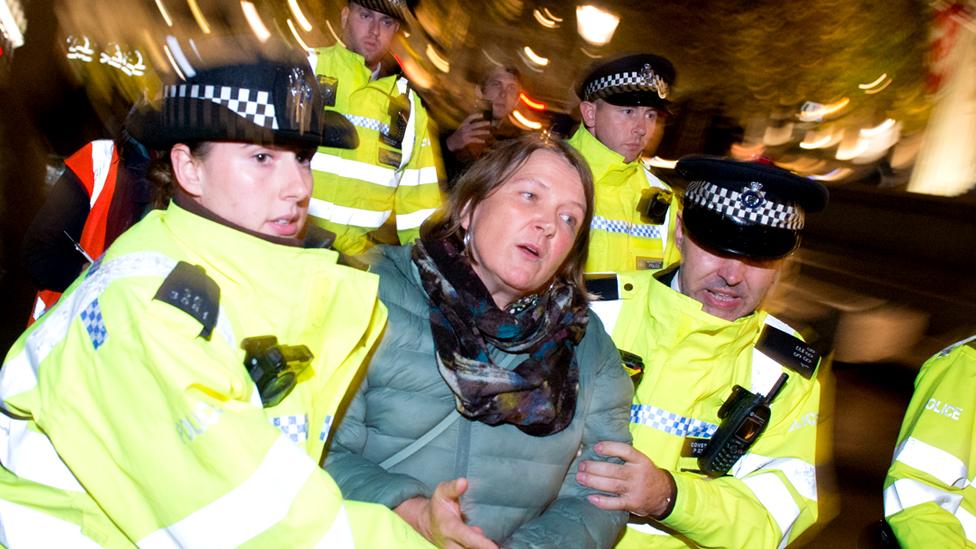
588, 298, 623, 336
314, 505, 355, 548
398, 166, 439, 186
0, 252, 178, 403
732, 454, 818, 502
1, 414, 84, 493
0, 499, 104, 549
308, 197, 391, 229
626, 522, 670, 535
395, 208, 437, 231
312, 152, 397, 187
138, 436, 321, 548
741, 472, 800, 548
884, 478, 976, 542
894, 436, 969, 488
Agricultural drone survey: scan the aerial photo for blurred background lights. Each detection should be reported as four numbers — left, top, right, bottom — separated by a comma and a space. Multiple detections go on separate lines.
288, 0, 313, 32
240, 1, 271, 43
0, 0, 26, 47
286, 19, 312, 51
521, 46, 549, 66
519, 92, 546, 110
154, 0, 173, 27
425, 44, 450, 73
511, 109, 542, 130
575, 4, 619, 47
66, 35, 94, 62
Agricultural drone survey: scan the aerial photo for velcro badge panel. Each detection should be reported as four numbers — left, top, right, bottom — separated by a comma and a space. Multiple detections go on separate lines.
153, 261, 220, 339
756, 325, 820, 379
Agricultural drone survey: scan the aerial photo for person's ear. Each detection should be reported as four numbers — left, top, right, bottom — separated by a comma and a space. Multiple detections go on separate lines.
340, 6, 349, 29
459, 200, 473, 230
171, 144, 204, 198
579, 101, 597, 128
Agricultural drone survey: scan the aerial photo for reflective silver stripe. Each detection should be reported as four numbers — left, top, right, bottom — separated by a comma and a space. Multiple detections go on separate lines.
630, 404, 718, 438
313, 505, 355, 548
0, 414, 84, 493
312, 151, 397, 187
0, 499, 103, 548
395, 208, 437, 231
588, 298, 623, 336
308, 197, 391, 229
89, 139, 115, 207
398, 166, 439, 186
590, 215, 663, 239
625, 522, 670, 536
884, 477, 976, 542
741, 473, 800, 548
138, 436, 322, 548
895, 436, 969, 488
0, 252, 178, 404
731, 453, 817, 502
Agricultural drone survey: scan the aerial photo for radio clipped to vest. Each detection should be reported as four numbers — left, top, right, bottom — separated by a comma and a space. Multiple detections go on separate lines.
697, 372, 788, 477
241, 336, 313, 408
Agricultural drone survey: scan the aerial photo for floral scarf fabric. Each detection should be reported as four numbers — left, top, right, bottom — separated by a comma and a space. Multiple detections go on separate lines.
411, 234, 588, 436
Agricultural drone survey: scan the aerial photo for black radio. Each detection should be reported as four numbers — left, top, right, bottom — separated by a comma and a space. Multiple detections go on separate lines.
698, 373, 788, 477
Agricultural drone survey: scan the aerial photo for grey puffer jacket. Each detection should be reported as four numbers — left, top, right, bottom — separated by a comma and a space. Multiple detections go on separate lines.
324, 244, 633, 548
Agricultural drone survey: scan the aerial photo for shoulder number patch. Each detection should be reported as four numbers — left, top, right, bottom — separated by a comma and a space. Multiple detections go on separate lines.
756, 325, 820, 379
153, 261, 220, 339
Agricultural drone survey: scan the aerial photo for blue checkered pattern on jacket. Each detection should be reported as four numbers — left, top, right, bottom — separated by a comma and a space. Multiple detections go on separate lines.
80, 298, 107, 350
270, 414, 309, 443
591, 216, 663, 239
319, 415, 334, 442
631, 404, 718, 438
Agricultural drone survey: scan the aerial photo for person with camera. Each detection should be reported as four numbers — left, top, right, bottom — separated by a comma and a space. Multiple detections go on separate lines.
307, 0, 443, 257
577, 156, 829, 548
441, 65, 524, 182
0, 51, 429, 547
569, 53, 680, 274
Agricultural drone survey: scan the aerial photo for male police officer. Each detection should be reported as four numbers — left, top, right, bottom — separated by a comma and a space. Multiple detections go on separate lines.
884, 335, 976, 547
577, 156, 829, 548
308, 0, 442, 256
569, 53, 679, 273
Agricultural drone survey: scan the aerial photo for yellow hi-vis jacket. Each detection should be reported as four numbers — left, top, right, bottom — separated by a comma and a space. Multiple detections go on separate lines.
0, 203, 431, 548
589, 269, 821, 548
884, 335, 976, 547
308, 45, 443, 257
566, 126, 680, 274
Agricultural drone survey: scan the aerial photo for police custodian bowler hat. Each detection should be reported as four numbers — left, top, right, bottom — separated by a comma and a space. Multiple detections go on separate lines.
130, 58, 358, 151
351, 0, 408, 22
577, 53, 676, 110
677, 155, 829, 260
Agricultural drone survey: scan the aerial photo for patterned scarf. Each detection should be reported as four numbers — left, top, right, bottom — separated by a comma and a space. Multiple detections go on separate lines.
412, 234, 588, 436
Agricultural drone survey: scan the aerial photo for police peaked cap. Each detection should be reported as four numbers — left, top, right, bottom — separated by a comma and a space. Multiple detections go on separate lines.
677, 155, 829, 260
577, 53, 676, 110
129, 57, 358, 151
350, 0, 409, 22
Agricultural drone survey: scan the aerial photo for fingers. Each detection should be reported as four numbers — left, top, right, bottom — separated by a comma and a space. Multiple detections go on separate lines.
587, 493, 631, 511
436, 477, 469, 502
594, 440, 648, 464
576, 466, 629, 496
446, 523, 499, 549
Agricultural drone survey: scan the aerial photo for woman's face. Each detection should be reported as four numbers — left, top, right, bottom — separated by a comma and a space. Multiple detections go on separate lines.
173, 142, 314, 239
461, 150, 587, 309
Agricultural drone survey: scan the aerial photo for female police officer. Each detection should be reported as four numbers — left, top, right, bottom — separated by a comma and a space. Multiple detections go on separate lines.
0, 52, 428, 547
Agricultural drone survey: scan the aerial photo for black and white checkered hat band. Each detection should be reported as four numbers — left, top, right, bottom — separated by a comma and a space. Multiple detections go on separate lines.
686, 180, 804, 230
584, 70, 669, 101
166, 84, 279, 130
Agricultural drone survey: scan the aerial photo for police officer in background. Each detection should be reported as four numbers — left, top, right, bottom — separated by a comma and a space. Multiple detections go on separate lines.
568, 53, 680, 274
307, 0, 442, 257
0, 52, 429, 547
577, 156, 829, 548
884, 335, 976, 547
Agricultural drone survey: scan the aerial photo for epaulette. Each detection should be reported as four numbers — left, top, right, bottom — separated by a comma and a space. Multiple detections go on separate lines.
153, 261, 220, 339
756, 324, 820, 379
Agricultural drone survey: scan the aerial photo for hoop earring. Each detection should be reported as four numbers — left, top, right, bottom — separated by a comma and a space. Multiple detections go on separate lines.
463, 229, 472, 249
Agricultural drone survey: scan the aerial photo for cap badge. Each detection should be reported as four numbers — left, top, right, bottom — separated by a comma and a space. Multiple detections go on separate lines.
640, 63, 669, 99
740, 182, 766, 210
287, 67, 314, 133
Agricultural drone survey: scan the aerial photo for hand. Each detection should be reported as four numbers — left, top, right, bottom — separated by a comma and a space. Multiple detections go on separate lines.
576, 441, 677, 519
395, 478, 499, 549
445, 114, 492, 152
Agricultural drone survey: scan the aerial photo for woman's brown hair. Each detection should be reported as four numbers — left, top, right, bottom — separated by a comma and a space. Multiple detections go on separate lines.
423, 132, 595, 294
